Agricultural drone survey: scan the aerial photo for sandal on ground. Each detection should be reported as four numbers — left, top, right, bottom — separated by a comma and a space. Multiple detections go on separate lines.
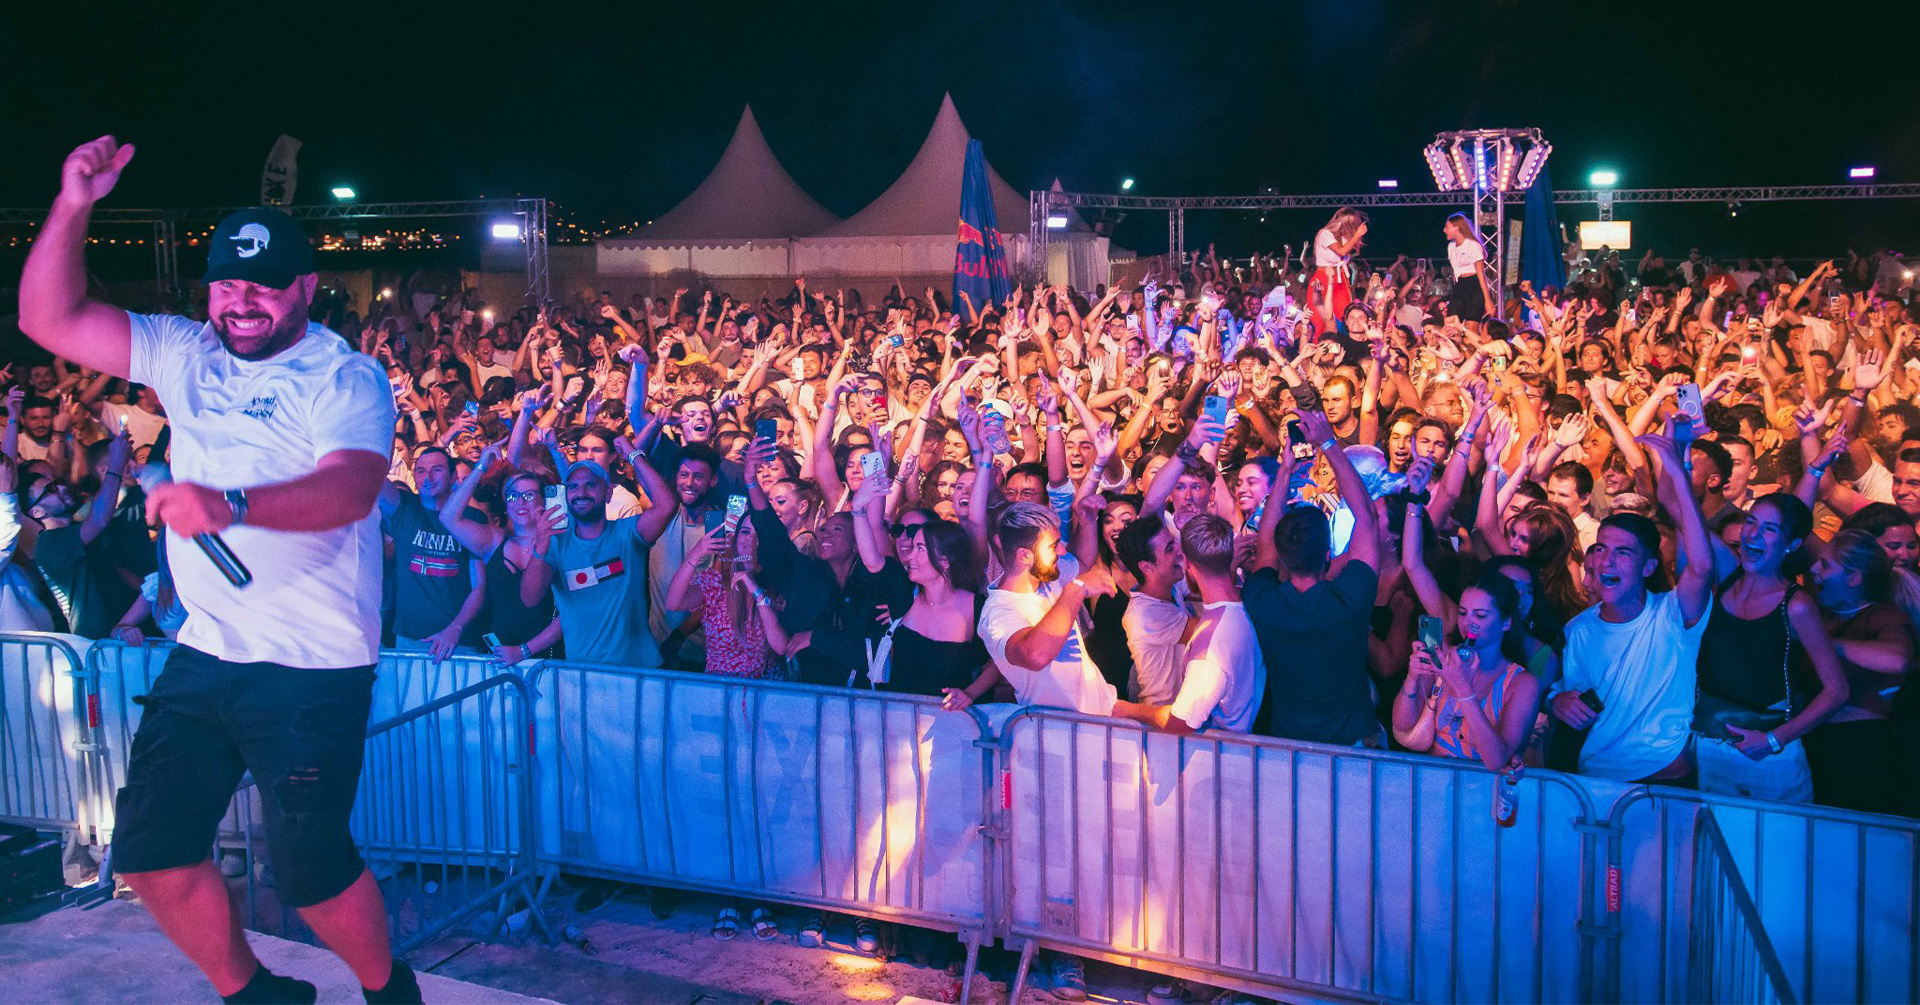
1049, 954, 1088, 1001
712, 906, 741, 941
797, 913, 826, 948
751, 907, 779, 941
1148, 978, 1187, 1005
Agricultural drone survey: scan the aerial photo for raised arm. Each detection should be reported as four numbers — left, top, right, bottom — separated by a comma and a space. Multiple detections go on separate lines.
1003, 570, 1117, 673
149, 448, 389, 537
624, 436, 679, 544
1399, 457, 1455, 631
1253, 429, 1297, 573
438, 442, 508, 557
78, 430, 132, 546
19, 137, 138, 378
1638, 432, 1712, 625
1299, 407, 1379, 570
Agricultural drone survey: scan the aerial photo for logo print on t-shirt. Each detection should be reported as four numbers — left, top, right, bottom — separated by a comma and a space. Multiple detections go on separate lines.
233, 223, 271, 258
565, 558, 625, 591
240, 395, 278, 421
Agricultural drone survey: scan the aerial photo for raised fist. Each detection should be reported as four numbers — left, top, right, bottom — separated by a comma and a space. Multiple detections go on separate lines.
59, 136, 136, 208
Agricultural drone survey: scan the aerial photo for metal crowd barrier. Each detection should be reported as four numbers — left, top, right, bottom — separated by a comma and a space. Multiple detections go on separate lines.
1601, 786, 1920, 1005
353, 673, 545, 954
522, 661, 993, 996
80, 642, 504, 846
0, 633, 92, 837
219, 675, 543, 956
12, 635, 1920, 1003
83, 638, 171, 845
1688, 808, 1796, 1005
988, 706, 1601, 1004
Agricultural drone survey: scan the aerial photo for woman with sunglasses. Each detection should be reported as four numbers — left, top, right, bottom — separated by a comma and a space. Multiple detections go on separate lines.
439, 443, 559, 663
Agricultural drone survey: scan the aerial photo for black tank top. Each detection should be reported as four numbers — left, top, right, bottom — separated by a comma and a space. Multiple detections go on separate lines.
1084, 590, 1133, 694
485, 540, 556, 650
1697, 575, 1804, 713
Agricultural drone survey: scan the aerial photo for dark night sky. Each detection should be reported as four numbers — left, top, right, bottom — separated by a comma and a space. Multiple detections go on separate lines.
5, 0, 1918, 257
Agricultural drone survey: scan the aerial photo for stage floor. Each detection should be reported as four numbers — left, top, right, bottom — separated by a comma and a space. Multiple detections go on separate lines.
3, 884, 1257, 1003
0, 896, 555, 1005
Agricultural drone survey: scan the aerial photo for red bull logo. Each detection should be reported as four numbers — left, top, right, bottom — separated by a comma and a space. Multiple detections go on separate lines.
956, 217, 986, 247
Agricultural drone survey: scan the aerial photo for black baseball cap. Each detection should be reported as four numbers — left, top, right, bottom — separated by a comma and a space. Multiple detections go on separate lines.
202, 208, 313, 289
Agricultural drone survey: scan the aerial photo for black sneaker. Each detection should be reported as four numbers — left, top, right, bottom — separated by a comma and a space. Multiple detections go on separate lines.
573, 881, 620, 913
363, 958, 422, 1005
221, 967, 317, 1005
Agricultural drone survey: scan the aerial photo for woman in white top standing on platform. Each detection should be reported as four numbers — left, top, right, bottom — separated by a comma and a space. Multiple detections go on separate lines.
1309, 207, 1368, 335
1444, 212, 1496, 327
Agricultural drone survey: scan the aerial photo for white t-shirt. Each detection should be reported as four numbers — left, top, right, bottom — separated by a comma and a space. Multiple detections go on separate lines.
1801, 316, 1838, 353
607, 483, 646, 521
13, 433, 56, 465
1448, 239, 1486, 281
129, 312, 396, 669
1573, 510, 1601, 554
1556, 590, 1708, 781
1853, 459, 1895, 505
979, 554, 1119, 716
470, 360, 512, 388
98, 402, 167, 454
1167, 600, 1266, 733
1122, 588, 1190, 704
1313, 228, 1347, 269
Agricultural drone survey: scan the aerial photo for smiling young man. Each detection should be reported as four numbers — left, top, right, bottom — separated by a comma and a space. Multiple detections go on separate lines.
20, 137, 415, 1003
1549, 433, 1715, 784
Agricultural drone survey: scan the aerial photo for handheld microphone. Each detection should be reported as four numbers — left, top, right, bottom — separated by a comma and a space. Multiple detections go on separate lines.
193, 532, 252, 588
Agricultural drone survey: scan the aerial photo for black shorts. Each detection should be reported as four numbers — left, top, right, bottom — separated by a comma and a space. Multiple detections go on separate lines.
111, 646, 375, 908
1451, 274, 1487, 320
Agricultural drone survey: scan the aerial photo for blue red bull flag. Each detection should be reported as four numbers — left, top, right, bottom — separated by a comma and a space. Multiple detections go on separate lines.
953, 139, 1012, 311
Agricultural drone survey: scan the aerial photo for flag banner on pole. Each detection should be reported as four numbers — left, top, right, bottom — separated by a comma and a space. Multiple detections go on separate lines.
954, 139, 1011, 311
260, 135, 301, 207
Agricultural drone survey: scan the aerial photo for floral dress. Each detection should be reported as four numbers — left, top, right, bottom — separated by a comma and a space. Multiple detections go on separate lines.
692, 565, 778, 679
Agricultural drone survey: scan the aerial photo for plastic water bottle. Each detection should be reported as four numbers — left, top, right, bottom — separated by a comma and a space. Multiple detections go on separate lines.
502, 908, 531, 940
1493, 762, 1523, 827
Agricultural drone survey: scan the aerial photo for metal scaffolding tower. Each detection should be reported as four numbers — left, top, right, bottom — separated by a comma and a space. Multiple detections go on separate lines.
1, 197, 551, 305
1031, 182, 1920, 286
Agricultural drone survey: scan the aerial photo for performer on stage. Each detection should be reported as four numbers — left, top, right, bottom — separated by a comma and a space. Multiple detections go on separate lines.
1443, 211, 1496, 324
20, 137, 417, 1004
1308, 207, 1368, 335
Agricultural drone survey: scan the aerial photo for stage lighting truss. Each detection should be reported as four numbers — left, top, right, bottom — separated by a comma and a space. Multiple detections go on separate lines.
1424, 128, 1550, 194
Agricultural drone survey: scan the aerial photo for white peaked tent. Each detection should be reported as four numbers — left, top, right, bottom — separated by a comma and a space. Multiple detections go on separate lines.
1041, 178, 1125, 287
814, 94, 1029, 239
793, 94, 1035, 278
598, 106, 839, 277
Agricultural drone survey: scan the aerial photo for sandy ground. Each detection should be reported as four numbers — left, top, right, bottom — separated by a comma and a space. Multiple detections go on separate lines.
2, 880, 1264, 1004
411, 882, 1212, 1004
0, 895, 553, 1004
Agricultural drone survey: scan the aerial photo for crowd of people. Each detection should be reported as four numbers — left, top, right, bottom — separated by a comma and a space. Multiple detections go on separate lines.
4, 206, 1918, 994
